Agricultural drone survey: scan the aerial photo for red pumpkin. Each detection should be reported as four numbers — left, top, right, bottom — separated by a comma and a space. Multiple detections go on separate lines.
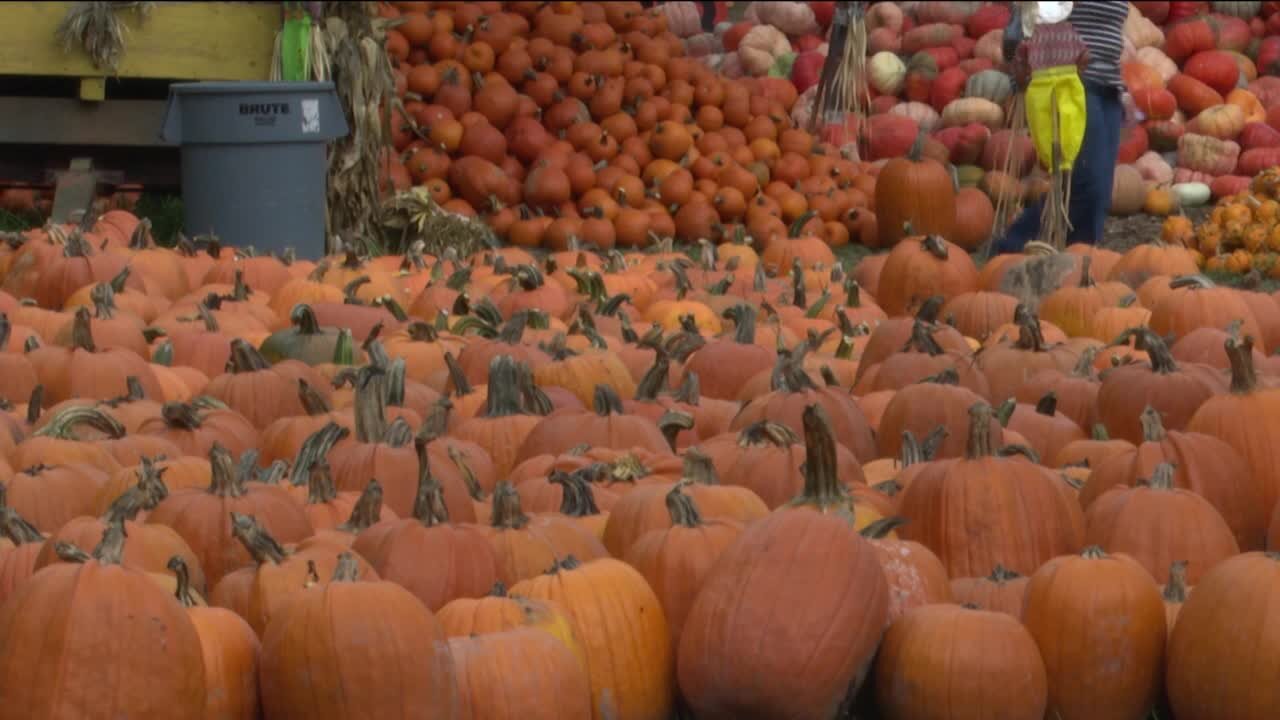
1185, 50, 1243, 96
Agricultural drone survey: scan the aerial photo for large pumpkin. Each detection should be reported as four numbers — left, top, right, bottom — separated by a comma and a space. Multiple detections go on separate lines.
0, 523, 206, 718
874, 131, 957, 248
1023, 546, 1167, 720
677, 465, 888, 718
1166, 552, 1280, 720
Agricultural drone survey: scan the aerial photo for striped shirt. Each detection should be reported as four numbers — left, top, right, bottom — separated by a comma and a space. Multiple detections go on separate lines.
1070, 1, 1129, 88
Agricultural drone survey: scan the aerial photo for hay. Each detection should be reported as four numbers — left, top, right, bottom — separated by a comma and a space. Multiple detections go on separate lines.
379, 187, 497, 258
55, 2, 153, 73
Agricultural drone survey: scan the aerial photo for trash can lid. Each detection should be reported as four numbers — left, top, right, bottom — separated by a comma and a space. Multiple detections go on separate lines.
160, 81, 349, 145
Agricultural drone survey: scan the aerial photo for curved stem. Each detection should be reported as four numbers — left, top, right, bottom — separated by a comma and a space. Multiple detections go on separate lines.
665, 485, 702, 528
230, 512, 288, 565
552, 468, 602, 517
337, 479, 386, 533
737, 420, 799, 448
307, 461, 339, 505
227, 339, 271, 373
634, 353, 670, 401
592, 385, 624, 416
988, 564, 1022, 583
298, 379, 333, 416
32, 405, 126, 440
352, 366, 389, 443
168, 556, 200, 608
658, 410, 694, 452
411, 436, 450, 526
442, 352, 473, 396
859, 516, 908, 539
790, 404, 849, 509
91, 519, 127, 565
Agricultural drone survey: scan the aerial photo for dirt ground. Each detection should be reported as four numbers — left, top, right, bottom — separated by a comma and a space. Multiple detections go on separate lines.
1100, 206, 1212, 254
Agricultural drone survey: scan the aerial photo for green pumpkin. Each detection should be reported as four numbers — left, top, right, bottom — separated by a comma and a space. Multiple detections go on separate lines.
259, 305, 355, 366
964, 70, 1013, 106
768, 52, 796, 79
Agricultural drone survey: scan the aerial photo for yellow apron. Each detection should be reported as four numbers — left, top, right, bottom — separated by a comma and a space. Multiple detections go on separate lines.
1025, 64, 1086, 171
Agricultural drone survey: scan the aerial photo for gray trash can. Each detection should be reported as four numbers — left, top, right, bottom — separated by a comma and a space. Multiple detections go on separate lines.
160, 81, 349, 259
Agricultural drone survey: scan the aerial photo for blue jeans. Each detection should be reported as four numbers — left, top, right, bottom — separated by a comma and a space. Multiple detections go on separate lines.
995, 82, 1123, 253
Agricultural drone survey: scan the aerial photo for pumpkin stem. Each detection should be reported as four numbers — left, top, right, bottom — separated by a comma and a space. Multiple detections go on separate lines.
54, 541, 91, 564
633, 352, 670, 401
288, 304, 323, 336
227, 339, 271, 373
592, 384, 624, 416
682, 448, 720, 486
859, 516, 909, 539
658, 410, 694, 452
442, 352, 473, 397
90, 518, 128, 565
1225, 335, 1258, 394
1077, 255, 1094, 288
351, 365, 389, 443
103, 479, 165, 524
0, 503, 44, 545
921, 234, 949, 259
788, 210, 817, 239
411, 436, 450, 526
546, 555, 582, 574
160, 401, 204, 430
552, 468, 603, 518
1072, 347, 1098, 377
230, 512, 288, 565
988, 564, 1022, 583
518, 364, 553, 417
1143, 462, 1177, 491
206, 444, 248, 498
482, 356, 529, 417
665, 484, 702, 528
844, 278, 863, 309
298, 379, 333, 416
1080, 545, 1107, 559
1011, 304, 1047, 352
903, 319, 945, 356
446, 445, 486, 502
290, 421, 349, 489
488, 482, 529, 530
1163, 560, 1189, 602
337, 480, 386, 534
168, 556, 200, 608
791, 258, 808, 310
70, 307, 96, 352
725, 305, 758, 345
737, 420, 799, 448
1138, 406, 1168, 442
306, 462, 339, 505
965, 403, 996, 459
920, 367, 959, 385
673, 372, 701, 405
33, 405, 126, 441
1035, 392, 1058, 417
331, 552, 361, 582
1169, 274, 1215, 291
906, 127, 927, 162
89, 282, 116, 319
790, 404, 850, 509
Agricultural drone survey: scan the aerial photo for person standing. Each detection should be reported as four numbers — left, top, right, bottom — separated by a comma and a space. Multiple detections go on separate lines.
995, 1, 1132, 253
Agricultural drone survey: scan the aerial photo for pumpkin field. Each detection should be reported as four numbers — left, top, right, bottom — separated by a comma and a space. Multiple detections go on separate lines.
3, 1, 1280, 719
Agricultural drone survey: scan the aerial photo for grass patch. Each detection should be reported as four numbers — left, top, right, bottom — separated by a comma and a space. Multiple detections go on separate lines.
131, 194, 184, 246
0, 209, 38, 233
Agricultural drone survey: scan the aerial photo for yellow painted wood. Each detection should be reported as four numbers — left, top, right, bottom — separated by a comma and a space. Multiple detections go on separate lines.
78, 77, 106, 101
0, 2, 278, 82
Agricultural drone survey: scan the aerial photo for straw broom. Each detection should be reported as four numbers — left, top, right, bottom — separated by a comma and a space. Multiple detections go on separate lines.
810, 3, 867, 157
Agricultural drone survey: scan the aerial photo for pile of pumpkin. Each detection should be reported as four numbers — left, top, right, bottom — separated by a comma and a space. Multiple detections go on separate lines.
1, 204, 1280, 719
1157, 163, 1280, 272
377, 0, 1012, 255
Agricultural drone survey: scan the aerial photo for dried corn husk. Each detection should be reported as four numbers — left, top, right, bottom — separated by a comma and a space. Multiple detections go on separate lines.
55, 1, 154, 73
380, 187, 496, 258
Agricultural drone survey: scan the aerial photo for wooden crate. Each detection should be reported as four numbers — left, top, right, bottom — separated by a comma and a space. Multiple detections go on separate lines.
0, 2, 279, 101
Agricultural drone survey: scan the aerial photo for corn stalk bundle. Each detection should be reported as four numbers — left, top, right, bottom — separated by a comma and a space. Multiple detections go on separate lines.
809, 2, 867, 159
986, 3, 1029, 259
55, 1, 154, 73
379, 187, 496, 258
